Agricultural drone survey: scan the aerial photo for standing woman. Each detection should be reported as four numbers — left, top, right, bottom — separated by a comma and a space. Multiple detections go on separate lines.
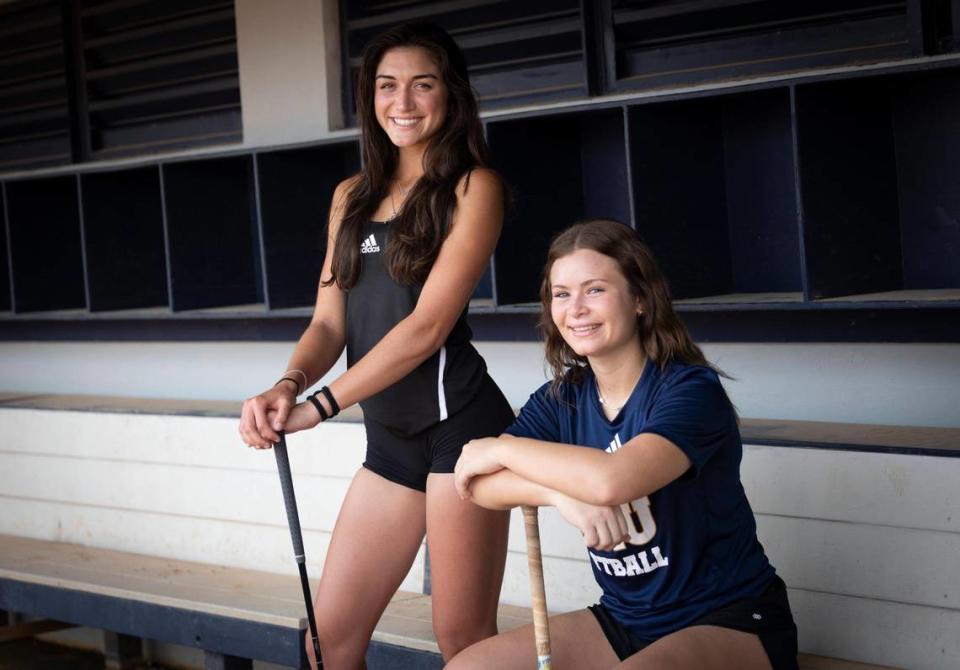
451, 220, 798, 670
238, 22, 514, 668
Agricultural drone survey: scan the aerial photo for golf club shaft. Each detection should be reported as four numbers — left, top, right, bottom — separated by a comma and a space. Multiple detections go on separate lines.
274, 434, 323, 668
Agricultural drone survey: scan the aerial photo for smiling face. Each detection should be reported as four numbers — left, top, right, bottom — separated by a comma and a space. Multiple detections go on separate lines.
374, 46, 448, 151
549, 248, 643, 362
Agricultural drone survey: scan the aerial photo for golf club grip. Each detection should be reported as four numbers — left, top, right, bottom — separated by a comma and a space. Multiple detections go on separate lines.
522, 506, 552, 669
273, 435, 305, 559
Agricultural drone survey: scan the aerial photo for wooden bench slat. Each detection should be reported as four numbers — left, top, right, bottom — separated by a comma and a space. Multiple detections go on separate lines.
0, 534, 304, 626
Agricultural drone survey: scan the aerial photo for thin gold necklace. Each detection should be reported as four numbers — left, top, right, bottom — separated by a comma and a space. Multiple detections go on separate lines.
388, 181, 413, 220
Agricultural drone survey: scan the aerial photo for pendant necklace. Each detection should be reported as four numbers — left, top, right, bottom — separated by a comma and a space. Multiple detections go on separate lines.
597, 389, 626, 413
597, 367, 644, 414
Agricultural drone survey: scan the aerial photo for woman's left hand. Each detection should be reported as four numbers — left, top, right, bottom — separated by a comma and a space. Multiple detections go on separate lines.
454, 437, 506, 499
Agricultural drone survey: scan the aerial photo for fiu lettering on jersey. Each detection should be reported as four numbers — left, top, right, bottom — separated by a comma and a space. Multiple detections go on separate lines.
590, 546, 670, 577
360, 233, 381, 254
607, 434, 657, 548
594, 432, 670, 578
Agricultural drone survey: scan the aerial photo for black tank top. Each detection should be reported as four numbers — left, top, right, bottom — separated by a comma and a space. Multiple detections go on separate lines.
346, 220, 487, 435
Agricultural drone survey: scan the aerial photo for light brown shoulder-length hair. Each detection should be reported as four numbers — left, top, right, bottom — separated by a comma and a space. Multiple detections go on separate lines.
539, 219, 719, 391
326, 21, 494, 289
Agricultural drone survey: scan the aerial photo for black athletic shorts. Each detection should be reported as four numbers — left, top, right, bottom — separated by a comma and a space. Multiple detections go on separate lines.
362, 373, 515, 491
588, 575, 799, 670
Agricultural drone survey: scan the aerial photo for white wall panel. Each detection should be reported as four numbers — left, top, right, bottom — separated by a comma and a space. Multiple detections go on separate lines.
790, 588, 960, 670
0, 453, 350, 532
235, 0, 346, 143
0, 408, 366, 476
743, 445, 960, 533
499, 549, 601, 614
2, 342, 959, 427
756, 514, 960, 608
0, 497, 425, 596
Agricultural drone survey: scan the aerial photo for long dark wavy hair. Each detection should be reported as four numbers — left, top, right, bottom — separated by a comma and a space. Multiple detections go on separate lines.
326, 21, 493, 289
540, 219, 718, 391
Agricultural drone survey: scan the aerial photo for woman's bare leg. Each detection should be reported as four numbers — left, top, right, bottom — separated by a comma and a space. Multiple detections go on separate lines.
447, 608, 620, 670
618, 625, 772, 670
307, 468, 426, 670
424, 473, 510, 660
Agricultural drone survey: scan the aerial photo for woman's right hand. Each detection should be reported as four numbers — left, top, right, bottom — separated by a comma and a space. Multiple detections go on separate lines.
267, 400, 322, 437
554, 494, 629, 551
239, 383, 296, 448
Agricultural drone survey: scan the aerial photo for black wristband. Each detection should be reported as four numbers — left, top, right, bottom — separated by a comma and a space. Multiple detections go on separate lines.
275, 377, 301, 394
307, 392, 329, 421
318, 386, 340, 417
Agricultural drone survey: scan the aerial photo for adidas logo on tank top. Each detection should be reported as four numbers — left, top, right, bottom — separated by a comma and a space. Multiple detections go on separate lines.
360, 233, 380, 254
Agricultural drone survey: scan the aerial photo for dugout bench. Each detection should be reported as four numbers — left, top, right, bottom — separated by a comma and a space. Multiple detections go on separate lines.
0, 534, 466, 669
0, 533, 910, 670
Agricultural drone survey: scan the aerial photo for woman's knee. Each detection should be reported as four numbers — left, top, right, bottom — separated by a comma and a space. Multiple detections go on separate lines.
433, 611, 498, 660
444, 643, 484, 670
304, 611, 370, 667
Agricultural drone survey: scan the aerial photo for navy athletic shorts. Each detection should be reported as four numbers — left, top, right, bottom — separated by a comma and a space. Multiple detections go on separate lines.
588, 575, 799, 670
362, 373, 515, 491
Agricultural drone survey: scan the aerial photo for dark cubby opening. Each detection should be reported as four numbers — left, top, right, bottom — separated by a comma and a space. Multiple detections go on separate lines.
629, 89, 801, 302
796, 67, 960, 301
6, 176, 87, 313
1, 186, 10, 311
256, 142, 360, 309
162, 156, 261, 311
488, 108, 631, 306
80, 167, 168, 312
890, 69, 960, 294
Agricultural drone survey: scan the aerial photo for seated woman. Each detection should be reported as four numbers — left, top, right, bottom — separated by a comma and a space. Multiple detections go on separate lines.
450, 219, 798, 670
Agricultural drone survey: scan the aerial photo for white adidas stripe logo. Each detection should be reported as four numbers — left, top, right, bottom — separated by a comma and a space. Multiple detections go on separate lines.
360, 233, 380, 254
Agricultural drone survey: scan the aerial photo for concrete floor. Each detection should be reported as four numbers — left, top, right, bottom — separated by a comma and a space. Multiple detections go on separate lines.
0, 639, 171, 670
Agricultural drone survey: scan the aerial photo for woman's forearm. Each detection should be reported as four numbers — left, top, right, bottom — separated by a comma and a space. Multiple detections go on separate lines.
492, 437, 638, 506
469, 469, 560, 511
286, 320, 347, 389
491, 435, 690, 506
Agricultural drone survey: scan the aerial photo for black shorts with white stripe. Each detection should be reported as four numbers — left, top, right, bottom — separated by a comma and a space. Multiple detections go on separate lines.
362, 373, 515, 492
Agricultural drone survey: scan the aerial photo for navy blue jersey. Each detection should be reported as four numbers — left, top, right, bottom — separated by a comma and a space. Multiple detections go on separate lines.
505, 360, 775, 639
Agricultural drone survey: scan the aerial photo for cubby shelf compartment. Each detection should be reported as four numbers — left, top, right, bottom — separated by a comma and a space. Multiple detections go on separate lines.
3, 53, 960, 342
255, 142, 360, 309
80, 167, 168, 312
629, 88, 802, 302
1, 186, 10, 312
6, 176, 87, 313
796, 67, 960, 300
162, 156, 261, 312
487, 107, 632, 306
